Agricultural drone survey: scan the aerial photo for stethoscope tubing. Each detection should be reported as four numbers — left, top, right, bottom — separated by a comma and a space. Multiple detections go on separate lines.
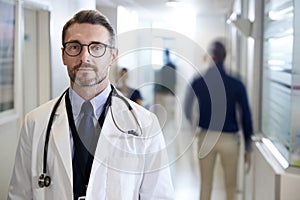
43, 89, 68, 174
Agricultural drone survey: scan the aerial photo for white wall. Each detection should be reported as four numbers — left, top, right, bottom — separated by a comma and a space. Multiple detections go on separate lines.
281, 173, 300, 200
254, 142, 280, 199
0, 119, 20, 199
254, 140, 300, 200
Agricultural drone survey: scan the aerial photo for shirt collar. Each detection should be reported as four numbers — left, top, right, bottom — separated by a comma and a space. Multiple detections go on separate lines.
91, 84, 111, 118
69, 84, 112, 119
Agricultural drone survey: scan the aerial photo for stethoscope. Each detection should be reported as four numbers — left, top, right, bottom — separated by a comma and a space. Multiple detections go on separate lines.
38, 85, 142, 188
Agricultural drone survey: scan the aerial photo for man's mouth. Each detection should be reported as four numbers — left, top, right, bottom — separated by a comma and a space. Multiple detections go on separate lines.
75, 62, 96, 72
78, 67, 94, 71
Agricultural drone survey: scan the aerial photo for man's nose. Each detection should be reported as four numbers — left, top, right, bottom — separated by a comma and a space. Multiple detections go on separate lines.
79, 45, 91, 61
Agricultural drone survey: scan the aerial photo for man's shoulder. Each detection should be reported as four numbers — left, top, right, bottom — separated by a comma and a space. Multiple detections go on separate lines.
25, 98, 59, 120
225, 75, 246, 91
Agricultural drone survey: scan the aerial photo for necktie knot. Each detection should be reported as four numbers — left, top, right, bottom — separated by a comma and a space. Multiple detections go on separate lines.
81, 101, 94, 116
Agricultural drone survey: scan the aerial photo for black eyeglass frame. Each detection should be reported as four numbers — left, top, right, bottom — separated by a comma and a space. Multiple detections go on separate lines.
63, 41, 114, 58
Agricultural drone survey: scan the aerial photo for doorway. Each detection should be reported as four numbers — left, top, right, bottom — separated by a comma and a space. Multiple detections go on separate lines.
23, 6, 51, 115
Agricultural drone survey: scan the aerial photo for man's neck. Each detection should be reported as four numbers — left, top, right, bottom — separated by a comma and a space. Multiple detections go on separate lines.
71, 80, 109, 100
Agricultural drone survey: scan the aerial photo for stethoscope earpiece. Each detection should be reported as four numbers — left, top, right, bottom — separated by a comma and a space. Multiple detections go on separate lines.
38, 173, 51, 188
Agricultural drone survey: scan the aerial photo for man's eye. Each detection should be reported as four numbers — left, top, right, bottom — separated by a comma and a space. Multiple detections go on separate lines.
91, 44, 104, 51
70, 45, 79, 50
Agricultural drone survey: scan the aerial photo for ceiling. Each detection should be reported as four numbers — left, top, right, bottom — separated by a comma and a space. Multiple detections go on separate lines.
96, 0, 234, 16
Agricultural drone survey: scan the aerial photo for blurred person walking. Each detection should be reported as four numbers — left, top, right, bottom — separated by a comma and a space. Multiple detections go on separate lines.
184, 40, 253, 200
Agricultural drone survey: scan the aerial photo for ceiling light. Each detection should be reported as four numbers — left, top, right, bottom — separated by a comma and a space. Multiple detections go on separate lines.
166, 0, 181, 7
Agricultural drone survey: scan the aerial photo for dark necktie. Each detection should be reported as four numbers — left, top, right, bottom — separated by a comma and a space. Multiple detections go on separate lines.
73, 101, 96, 199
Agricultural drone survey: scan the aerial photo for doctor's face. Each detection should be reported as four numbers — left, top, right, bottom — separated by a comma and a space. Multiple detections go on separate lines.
62, 23, 117, 87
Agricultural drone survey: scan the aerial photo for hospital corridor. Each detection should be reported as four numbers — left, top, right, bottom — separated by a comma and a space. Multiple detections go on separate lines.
1, 0, 300, 199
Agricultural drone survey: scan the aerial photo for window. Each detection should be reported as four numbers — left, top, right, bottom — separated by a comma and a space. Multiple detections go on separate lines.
262, 0, 300, 167
0, 0, 15, 112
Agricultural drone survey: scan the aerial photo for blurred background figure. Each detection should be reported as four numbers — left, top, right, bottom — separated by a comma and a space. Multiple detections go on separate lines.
153, 48, 177, 128
116, 67, 143, 105
154, 48, 177, 95
184, 40, 253, 200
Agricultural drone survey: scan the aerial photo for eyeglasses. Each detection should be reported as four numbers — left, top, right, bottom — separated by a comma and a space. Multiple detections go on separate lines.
63, 41, 114, 58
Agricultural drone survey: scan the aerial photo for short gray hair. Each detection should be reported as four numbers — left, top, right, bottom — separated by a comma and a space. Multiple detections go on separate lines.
62, 10, 116, 47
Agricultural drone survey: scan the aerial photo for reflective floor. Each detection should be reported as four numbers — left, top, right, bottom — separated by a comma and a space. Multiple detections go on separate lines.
169, 131, 226, 200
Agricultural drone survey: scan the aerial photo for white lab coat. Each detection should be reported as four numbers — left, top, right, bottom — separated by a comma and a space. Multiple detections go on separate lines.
8, 92, 174, 200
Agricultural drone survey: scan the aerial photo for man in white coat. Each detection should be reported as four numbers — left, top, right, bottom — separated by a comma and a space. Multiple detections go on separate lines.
8, 10, 174, 200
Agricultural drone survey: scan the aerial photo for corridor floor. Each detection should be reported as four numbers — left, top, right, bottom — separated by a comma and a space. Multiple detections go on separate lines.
168, 131, 227, 200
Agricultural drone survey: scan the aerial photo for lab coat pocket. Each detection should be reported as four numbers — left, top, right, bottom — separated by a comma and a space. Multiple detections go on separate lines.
106, 156, 143, 200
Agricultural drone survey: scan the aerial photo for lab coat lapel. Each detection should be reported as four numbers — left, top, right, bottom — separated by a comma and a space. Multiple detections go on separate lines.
92, 103, 143, 173
87, 107, 127, 199
87, 104, 145, 199
92, 107, 122, 166
51, 97, 73, 184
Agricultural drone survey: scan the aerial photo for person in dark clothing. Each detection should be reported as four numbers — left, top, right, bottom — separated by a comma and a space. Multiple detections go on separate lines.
154, 48, 177, 94
184, 40, 253, 200
117, 68, 143, 105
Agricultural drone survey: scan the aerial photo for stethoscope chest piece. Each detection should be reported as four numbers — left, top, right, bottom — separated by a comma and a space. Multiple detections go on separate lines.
38, 173, 51, 188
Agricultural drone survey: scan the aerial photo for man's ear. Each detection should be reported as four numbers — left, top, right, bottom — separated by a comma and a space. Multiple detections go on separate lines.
61, 48, 66, 65
110, 48, 118, 66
